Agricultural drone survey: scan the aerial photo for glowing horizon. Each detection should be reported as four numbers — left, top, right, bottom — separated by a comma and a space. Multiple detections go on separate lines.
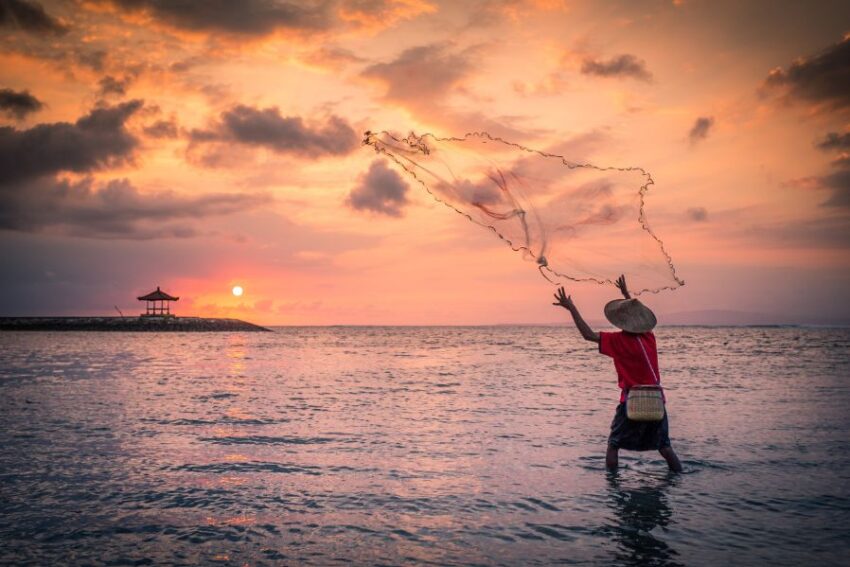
0, 1, 848, 325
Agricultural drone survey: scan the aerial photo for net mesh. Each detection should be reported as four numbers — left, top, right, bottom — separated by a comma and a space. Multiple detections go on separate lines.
364, 130, 684, 295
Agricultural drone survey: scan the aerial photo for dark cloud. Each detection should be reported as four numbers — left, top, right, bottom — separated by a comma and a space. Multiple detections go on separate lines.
100, 0, 429, 37
105, 0, 333, 36
97, 75, 132, 98
817, 131, 850, 151
0, 36, 112, 83
581, 54, 652, 82
168, 57, 204, 73
763, 34, 850, 110
190, 104, 358, 159
811, 125, 850, 208
143, 118, 178, 138
347, 160, 409, 217
0, 88, 43, 119
686, 207, 708, 222
362, 43, 474, 105
820, 168, 850, 208
0, 100, 266, 239
832, 154, 850, 169
790, 124, 850, 208
688, 116, 714, 144
0, 100, 142, 185
0, 0, 66, 35
793, 135, 850, 208
0, 176, 272, 239
75, 49, 108, 72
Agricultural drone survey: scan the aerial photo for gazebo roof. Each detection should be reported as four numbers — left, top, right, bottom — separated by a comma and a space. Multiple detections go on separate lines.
137, 286, 179, 301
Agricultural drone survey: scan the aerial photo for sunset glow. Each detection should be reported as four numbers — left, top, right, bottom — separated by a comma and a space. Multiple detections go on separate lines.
2, 5, 850, 563
0, 1, 848, 325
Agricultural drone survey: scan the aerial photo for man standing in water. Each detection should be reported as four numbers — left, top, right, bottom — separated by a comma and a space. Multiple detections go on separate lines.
553, 276, 683, 473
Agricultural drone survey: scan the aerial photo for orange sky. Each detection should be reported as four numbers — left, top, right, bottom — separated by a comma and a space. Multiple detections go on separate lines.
1, 0, 849, 325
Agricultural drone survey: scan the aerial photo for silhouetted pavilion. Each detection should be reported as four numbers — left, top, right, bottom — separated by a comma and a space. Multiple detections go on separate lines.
137, 286, 179, 317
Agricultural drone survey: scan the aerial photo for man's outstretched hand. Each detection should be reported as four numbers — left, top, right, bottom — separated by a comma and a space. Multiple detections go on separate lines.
553, 285, 599, 342
615, 274, 631, 299
552, 286, 575, 310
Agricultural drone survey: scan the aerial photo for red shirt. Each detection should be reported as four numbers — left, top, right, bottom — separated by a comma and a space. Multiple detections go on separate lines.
599, 331, 661, 402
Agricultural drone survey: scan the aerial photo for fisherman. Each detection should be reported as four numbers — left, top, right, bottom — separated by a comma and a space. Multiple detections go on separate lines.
553, 275, 683, 472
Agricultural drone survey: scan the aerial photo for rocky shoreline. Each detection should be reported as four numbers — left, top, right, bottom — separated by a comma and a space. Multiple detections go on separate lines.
0, 317, 271, 332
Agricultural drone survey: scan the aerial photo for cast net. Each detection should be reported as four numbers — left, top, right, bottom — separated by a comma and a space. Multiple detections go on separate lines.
363, 130, 684, 295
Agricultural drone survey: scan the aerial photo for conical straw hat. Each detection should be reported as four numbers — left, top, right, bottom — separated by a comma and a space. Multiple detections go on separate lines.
604, 298, 657, 333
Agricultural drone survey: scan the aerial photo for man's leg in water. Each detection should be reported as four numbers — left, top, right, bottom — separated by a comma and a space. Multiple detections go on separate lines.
659, 446, 683, 472
606, 445, 619, 470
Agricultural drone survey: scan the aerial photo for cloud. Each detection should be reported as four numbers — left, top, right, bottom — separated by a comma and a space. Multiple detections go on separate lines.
143, 118, 178, 138
98, 0, 433, 37
790, 140, 850, 209
686, 207, 708, 222
0, 19, 114, 76
0, 0, 66, 35
299, 46, 365, 72
462, 0, 568, 28
362, 43, 475, 108
762, 33, 850, 111
512, 73, 568, 97
817, 131, 850, 151
820, 168, 850, 208
361, 43, 526, 137
688, 116, 714, 144
831, 155, 850, 169
0, 208, 379, 317
189, 104, 358, 161
103, 0, 334, 36
75, 49, 109, 72
0, 100, 269, 239
97, 75, 132, 98
337, 0, 436, 30
0, 100, 142, 185
800, 128, 850, 207
346, 160, 409, 216
739, 214, 850, 250
580, 54, 652, 82
0, 88, 44, 119
0, 176, 272, 239
799, 123, 850, 207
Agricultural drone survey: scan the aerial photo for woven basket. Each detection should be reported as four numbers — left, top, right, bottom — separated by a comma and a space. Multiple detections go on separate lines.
626, 385, 665, 422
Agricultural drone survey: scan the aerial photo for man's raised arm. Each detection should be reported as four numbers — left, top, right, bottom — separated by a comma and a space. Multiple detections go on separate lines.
553, 287, 600, 343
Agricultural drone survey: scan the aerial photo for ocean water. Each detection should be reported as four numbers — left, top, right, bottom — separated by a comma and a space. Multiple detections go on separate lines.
1, 326, 849, 566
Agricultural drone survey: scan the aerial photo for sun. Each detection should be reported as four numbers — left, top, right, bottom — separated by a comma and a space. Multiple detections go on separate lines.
231, 285, 244, 297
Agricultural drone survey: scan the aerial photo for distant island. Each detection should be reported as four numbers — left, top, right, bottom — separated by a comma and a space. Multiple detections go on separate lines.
0, 317, 270, 332
0, 286, 270, 332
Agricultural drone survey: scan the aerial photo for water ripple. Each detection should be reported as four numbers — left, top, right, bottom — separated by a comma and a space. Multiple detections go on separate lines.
0, 327, 848, 566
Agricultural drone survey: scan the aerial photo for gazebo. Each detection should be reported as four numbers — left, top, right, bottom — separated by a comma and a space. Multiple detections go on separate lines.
137, 286, 179, 317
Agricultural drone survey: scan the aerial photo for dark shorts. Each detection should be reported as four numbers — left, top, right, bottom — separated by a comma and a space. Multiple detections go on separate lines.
608, 402, 671, 451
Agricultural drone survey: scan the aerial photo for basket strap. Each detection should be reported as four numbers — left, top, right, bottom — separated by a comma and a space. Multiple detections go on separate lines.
636, 335, 660, 385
